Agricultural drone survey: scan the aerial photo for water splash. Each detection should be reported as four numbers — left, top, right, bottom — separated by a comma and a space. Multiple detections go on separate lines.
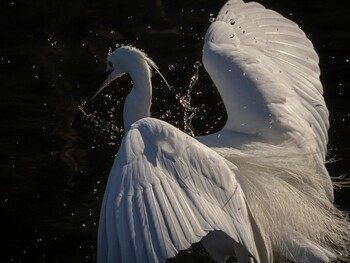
178, 61, 201, 136
78, 94, 123, 146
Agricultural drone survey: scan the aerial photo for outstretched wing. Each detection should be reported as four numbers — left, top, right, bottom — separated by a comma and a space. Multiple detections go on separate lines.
202, 0, 332, 200
97, 117, 269, 263
203, 0, 329, 162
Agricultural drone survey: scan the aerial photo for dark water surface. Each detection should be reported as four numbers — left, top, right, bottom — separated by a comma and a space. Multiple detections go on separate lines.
1, 0, 349, 262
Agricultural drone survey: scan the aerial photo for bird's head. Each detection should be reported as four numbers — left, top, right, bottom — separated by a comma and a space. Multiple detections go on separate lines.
89, 47, 132, 100
88, 45, 169, 100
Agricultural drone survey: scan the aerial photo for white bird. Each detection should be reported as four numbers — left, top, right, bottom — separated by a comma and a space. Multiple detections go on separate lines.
94, 0, 350, 262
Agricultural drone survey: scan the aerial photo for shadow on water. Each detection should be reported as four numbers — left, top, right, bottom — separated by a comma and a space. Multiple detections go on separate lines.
1, 0, 349, 262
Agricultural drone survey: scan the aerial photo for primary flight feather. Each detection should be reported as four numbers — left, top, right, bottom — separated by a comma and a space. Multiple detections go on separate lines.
94, 0, 350, 262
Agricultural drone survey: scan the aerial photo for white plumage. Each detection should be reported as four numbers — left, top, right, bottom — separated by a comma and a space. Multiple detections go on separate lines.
94, 0, 350, 262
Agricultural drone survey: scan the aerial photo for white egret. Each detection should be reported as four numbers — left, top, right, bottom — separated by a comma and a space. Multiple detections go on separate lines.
94, 0, 350, 262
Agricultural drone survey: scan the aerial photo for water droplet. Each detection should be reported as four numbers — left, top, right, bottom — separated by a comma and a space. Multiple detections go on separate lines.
194, 61, 202, 69
168, 65, 175, 71
209, 17, 215, 22
229, 19, 236, 25
229, 34, 234, 38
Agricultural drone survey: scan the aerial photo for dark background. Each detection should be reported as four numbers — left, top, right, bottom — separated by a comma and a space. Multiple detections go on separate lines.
1, 0, 349, 262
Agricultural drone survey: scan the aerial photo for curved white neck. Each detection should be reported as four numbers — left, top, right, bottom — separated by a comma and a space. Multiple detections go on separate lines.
123, 61, 152, 130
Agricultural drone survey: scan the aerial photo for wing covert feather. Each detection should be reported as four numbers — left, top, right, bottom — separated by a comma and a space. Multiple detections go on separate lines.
97, 118, 269, 263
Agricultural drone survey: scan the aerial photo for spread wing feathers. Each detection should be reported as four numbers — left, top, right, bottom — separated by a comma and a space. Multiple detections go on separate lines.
97, 118, 270, 263
203, 0, 329, 162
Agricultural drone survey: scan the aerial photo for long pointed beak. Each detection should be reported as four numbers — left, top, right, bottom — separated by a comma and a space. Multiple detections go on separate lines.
90, 70, 113, 100
88, 69, 114, 100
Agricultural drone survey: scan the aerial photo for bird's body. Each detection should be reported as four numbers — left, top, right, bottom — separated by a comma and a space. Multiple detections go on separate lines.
94, 0, 350, 262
